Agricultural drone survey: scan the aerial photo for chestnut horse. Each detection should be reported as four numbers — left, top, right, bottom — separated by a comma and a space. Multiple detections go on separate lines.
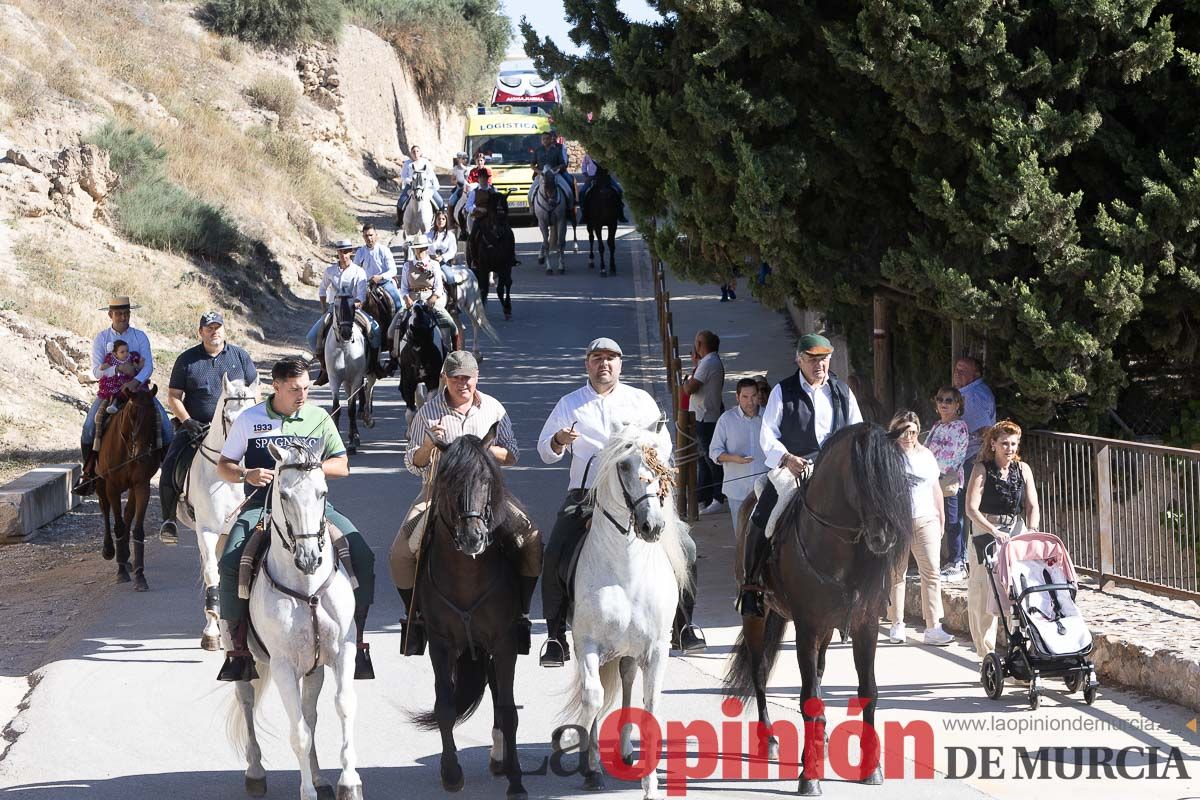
96, 387, 163, 591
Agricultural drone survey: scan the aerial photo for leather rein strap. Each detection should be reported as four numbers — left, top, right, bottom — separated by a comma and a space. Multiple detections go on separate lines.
262, 559, 338, 677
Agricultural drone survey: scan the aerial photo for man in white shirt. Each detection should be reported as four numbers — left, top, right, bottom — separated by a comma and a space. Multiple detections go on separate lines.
536, 338, 706, 667
75, 296, 174, 493
683, 329, 726, 515
397, 144, 445, 217
306, 239, 380, 386
710, 378, 768, 535
354, 222, 402, 312
738, 333, 864, 617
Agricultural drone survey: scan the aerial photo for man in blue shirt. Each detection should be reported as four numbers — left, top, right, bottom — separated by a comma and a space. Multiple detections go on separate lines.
945, 356, 996, 578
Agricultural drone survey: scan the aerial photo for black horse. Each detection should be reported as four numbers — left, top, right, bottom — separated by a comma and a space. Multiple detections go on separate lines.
469, 193, 517, 320
410, 432, 529, 800
584, 168, 621, 275
396, 303, 446, 417
724, 423, 912, 796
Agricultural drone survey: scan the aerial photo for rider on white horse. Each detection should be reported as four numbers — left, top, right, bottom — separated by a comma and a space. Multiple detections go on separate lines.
74, 296, 174, 494
388, 234, 463, 354
446, 151, 470, 213
389, 350, 544, 654
530, 132, 575, 216
536, 337, 706, 667
214, 356, 376, 682
158, 311, 259, 543
307, 240, 382, 386
396, 144, 445, 217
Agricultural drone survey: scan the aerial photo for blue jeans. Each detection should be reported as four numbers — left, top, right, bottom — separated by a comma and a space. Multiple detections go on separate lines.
946, 486, 966, 566
398, 187, 446, 213
448, 185, 463, 211
307, 313, 382, 353
82, 395, 174, 450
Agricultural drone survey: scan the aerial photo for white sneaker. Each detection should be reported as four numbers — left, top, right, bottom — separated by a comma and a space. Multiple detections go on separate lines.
699, 499, 725, 516
923, 626, 954, 646
940, 564, 966, 582
888, 623, 906, 644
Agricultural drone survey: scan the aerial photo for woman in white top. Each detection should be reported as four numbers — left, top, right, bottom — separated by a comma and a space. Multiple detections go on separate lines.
886, 411, 955, 646
427, 210, 458, 264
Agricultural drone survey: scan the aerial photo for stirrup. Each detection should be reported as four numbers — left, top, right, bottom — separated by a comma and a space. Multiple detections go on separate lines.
400, 617, 427, 656
354, 642, 375, 680
539, 637, 569, 668
216, 652, 258, 682
674, 624, 708, 654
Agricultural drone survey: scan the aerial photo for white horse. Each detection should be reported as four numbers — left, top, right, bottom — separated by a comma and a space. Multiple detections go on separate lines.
442, 262, 500, 356
559, 420, 690, 800
175, 375, 258, 651
532, 174, 570, 275
402, 177, 439, 241
325, 295, 376, 455
453, 182, 477, 237
228, 440, 361, 800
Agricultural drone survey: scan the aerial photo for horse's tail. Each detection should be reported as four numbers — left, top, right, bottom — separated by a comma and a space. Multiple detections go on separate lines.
722, 610, 787, 702
560, 658, 622, 725
224, 662, 271, 756
410, 651, 489, 731
465, 272, 501, 343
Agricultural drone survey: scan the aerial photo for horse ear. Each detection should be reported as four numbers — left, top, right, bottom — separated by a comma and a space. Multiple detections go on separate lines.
223, 373, 234, 394
481, 422, 498, 449
425, 429, 449, 451
149, 384, 158, 397
646, 417, 666, 435
267, 440, 287, 464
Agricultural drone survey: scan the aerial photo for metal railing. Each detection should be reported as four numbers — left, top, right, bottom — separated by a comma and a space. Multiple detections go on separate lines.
1023, 430, 1200, 602
651, 260, 699, 521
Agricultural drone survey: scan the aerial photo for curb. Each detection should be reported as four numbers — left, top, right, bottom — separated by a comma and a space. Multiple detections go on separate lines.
0, 464, 80, 544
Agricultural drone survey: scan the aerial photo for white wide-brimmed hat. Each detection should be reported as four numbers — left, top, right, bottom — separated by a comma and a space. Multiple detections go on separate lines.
408, 233, 431, 250
100, 296, 140, 311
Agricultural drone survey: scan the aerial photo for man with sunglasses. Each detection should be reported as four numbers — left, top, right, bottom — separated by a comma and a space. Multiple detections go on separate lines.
737, 333, 863, 617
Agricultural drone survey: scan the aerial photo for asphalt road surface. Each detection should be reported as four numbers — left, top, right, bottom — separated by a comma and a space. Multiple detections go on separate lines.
2, 222, 1198, 799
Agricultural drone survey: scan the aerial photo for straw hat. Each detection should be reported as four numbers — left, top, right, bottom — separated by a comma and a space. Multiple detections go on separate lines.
100, 296, 140, 311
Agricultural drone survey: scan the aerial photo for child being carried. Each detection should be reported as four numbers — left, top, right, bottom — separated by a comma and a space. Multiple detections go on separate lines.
98, 339, 143, 414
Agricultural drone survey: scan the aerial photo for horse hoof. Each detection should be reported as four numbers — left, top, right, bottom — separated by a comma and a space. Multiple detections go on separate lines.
116, 566, 131, 584
583, 771, 604, 791
133, 574, 149, 592
347, 444, 357, 455
244, 775, 267, 797
364, 418, 376, 429
102, 541, 115, 561
506, 789, 527, 800
545, 267, 552, 275
768, 738, 780, 761
336, 786, 363, 800
489, 758, 504, 775
622, 750, 636, 766
316, 784, 336, 800
441, 763, 464, 792
862, 766, 883, 785
537, 257, 545, 265
799, 778, 821, 796
558, 268, 565, 275
201, 633, 221, 652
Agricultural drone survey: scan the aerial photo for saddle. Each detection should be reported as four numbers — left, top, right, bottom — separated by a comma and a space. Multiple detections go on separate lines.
554, 490, 595, 623
236, 515, 360, 603
319, 309, 373, 343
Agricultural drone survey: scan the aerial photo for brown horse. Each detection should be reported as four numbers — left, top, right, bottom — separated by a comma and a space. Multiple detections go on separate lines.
95, 387, 164, 592
723, 423, 912, 796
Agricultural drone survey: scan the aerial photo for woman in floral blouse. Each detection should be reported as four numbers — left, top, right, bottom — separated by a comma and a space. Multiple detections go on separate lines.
927, 386, 969, 580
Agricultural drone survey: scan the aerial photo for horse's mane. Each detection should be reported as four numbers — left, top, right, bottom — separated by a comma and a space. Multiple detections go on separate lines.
430, 434, 518, 542
590, 423, 692, 595
773, 423, 912, 609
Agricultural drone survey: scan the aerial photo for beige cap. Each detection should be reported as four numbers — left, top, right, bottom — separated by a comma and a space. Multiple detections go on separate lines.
442, 350, 479, 377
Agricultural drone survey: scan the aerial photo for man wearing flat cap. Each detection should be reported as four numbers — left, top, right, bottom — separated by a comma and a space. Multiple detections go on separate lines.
737, 333, 864, 617
307, 239, 381, 385
535, 337, 706, 667
75, 296, 174, 493
157, 311, 260, 544
389, 350, 542, 655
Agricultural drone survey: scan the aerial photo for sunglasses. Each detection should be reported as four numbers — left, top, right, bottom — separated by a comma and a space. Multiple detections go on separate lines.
936, 397, 956, 404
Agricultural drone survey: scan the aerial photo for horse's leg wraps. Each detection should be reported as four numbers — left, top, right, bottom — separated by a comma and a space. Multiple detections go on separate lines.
333, 535, 360, 589
237, 525, 269, 600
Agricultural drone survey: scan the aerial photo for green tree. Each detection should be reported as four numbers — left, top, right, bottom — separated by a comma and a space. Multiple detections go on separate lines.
526, 0, 1200, 426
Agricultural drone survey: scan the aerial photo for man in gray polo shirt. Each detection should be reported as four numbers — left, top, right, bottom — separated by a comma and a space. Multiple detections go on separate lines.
158, 311, 259, 543
683, 329, 726, 515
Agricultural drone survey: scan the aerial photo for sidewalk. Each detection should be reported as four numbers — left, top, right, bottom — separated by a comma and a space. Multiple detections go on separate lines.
648, 262, 1200, 714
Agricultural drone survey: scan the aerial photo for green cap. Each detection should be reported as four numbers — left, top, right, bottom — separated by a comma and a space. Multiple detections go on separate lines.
797, 333, 833, 356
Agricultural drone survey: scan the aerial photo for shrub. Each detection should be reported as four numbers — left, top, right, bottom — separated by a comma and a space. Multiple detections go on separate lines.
250, 126, 356, 236
204, 0, 343, 46
216, 36, 245, 63
87, 121, 244, 258
245, 74, 299, 123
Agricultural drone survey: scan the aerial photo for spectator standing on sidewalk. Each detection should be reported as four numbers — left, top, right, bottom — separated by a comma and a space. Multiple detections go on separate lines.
886, 411, 955, 647
950, 356, 995, 578
927, 385, 969, 580
683, 330, 726, 515
710, 378, 767, 535
755, 376, 770, 410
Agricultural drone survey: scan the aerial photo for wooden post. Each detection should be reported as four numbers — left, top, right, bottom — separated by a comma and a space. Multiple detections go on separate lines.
671, 343, 681, 414
872, 295, 893, 415
1094, 443, 1116, 592
675, 407, 699, 522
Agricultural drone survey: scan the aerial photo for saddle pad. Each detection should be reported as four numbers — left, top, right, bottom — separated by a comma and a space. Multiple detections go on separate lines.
763, 466, 803, 540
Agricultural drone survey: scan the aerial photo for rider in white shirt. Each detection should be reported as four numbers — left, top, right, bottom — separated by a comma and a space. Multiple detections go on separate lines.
307, 240, 381, 386
353, 222, 403, 313
535, 337, 706, 667
397, 144, 445, 215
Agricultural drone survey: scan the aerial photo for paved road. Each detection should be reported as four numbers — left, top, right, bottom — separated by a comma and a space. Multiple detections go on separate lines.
2, 223, 1198, 799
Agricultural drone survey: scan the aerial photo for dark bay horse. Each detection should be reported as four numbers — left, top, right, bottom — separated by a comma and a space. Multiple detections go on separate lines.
362, 281, 395, 380
397, 302, 446, 428
410, 432, 528, 800
724, 423, 912, 796
96, 387, 164, 591
584, 169, 621, 276
469, 195, 517, 320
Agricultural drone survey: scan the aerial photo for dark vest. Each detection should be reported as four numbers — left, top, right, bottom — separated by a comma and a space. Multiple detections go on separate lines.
778, 372, 852, 460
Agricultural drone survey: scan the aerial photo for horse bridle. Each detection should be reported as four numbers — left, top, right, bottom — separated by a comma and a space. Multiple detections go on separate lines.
601, 453, 665, 537
195, 390, 258, 466
267, 461, 329, 554
434, 485, 496, 553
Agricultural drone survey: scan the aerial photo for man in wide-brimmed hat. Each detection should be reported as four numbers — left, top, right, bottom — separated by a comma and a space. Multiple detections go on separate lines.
388, 233, 461, 356
75, 296, 174, 494
306, 238, 381, 385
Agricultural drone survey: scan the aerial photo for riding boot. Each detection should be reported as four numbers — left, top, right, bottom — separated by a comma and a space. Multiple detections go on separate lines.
737, 519, 771, 618
216, 619, 259, 682
353, 605, 375, 680
539, 615, 570, 667
515, 575, 537, 655
398, 587, 426, 656
314, 351, 329, 387
672, 562, 707, 654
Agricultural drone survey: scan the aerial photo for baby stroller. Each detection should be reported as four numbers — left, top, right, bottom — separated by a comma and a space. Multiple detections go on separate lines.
979, 530, 1099, 709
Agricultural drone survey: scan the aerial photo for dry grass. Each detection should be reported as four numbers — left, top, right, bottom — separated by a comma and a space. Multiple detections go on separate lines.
245, 73, 299, 124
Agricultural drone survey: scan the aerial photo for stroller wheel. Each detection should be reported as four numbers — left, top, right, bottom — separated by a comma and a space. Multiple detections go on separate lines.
1028, 686, 1040, 710
1083, 683, 1098, 705
981, 652, 1005, 700
1064, 672, 1082, 694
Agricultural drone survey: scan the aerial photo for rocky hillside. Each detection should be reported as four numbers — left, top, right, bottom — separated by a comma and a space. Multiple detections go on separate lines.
0, 0, 465, 480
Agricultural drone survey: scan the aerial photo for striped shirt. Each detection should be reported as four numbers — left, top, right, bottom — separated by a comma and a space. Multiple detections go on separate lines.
405, 388, 519, 477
